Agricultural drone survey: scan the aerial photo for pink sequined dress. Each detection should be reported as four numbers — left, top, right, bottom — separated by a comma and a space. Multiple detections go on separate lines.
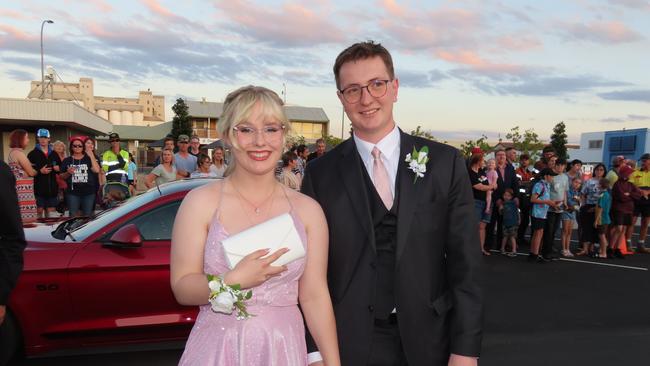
179, 206, 308, 365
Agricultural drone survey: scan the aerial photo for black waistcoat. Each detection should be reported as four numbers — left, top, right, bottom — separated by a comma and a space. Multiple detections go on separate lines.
360, 161, 399, 319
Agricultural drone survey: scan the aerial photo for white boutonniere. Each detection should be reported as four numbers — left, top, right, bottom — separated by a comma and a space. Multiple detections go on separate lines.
405, 146, 429, 183
207, 274, 253, 320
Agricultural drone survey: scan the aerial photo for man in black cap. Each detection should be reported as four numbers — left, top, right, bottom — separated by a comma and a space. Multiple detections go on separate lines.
101, 133, 130, 197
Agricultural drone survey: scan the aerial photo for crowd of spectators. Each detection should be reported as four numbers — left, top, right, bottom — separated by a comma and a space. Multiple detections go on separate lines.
468, 146, 650, 262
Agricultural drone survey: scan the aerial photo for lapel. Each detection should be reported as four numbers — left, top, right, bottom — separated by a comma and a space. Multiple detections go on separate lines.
337, 139, 376, 253
396, 130, 424, 264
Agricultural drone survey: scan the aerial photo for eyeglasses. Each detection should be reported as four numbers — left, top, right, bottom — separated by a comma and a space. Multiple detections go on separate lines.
233, 124, 285, 145
338, 79, 392, 104
72, 144, 83, 148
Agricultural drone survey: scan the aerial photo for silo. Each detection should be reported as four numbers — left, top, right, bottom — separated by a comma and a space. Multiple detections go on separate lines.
109, 110, 122, 125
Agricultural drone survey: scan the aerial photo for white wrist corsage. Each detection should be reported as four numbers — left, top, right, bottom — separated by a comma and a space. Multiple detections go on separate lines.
405, 146, 429, 183
207, 274, 253, 320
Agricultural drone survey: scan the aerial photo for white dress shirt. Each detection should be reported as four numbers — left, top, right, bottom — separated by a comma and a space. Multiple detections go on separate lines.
307, 125, 401, 365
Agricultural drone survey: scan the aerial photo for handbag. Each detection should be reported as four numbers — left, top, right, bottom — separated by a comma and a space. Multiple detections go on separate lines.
221, 213, 306, 269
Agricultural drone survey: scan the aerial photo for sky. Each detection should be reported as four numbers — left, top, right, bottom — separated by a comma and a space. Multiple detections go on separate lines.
1, 0, 649, 144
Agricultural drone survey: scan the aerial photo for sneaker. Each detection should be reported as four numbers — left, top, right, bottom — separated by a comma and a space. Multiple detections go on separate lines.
613, 248, 625, 259
500, 249, 506, 255
537, 255, 549, 263
636, 246, 650, 254
507, 252, 517, 258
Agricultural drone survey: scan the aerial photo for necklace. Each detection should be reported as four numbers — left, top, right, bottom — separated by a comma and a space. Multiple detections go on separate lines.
229, 178, 277, 216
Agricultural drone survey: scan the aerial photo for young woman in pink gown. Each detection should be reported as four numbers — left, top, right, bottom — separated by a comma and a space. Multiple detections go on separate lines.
170, 86, 340, 366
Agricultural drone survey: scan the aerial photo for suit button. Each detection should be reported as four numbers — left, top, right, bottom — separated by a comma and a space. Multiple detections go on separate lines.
370, 262, 376, 269
368, 305, 374, 312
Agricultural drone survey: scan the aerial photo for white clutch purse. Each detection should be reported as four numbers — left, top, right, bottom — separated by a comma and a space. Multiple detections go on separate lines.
221, 213, 306, 269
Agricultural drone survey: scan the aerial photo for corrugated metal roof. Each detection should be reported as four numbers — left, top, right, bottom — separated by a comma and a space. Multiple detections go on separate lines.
284, 106, 329, 122
186, 100, 223, 118
186, 100, 329, 123
0, 98, 112, 134
105, 121, 172, 141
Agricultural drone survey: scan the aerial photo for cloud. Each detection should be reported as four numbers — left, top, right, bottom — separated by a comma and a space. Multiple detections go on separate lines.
4, 69, 35, 81
451, 67, 630, 97
214, 0, 345, 47
598, 90, 650, 102
559, 20, 644, 44
397, 69, 449, 88
607, 0, 650, 10
601, 114, 650, 123
0, 7, 31, 20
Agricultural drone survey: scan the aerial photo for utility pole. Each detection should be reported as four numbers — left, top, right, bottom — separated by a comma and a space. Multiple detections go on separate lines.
282, 83, 287, 103
40, 19, 54, 99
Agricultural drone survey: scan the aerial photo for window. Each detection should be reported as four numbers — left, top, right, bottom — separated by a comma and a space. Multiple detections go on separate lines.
125, 201, 182, 241
588, 140, 602, 149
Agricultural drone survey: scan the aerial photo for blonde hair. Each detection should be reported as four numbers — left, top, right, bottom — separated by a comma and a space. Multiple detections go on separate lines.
53, 140, 66, 154
217, 86, 290, 176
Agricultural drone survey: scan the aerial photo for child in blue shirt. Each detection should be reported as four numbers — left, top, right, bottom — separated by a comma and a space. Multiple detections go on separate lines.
529, 168, 559, 262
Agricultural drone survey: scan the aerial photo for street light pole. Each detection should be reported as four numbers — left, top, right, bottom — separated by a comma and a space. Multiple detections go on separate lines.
40, 19, 54, 99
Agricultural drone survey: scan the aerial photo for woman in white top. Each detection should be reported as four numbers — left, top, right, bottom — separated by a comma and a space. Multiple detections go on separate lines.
145, 149, 181, 188
278, 151, 302, 190
209, 146, 228, 178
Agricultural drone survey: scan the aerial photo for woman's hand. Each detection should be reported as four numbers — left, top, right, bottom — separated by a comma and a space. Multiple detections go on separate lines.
224, 248, 289, 289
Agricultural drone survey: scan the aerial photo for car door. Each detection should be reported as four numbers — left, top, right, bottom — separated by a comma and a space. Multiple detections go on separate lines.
66, 198, 196, 345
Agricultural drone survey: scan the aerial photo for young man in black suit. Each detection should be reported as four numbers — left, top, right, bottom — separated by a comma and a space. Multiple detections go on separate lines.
302, 41, 483, 366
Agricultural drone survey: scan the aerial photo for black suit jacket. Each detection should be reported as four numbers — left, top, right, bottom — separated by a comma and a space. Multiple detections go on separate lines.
301, 130, 483, 365
494, 163, 519, 202
0, 160, 27, 305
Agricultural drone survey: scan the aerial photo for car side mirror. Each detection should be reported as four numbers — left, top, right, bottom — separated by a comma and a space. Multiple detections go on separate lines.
107, 224, 143, 248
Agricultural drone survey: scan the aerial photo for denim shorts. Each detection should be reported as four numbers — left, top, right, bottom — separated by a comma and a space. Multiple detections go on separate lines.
474, 200, 492, 223
561, 211, 576, 221
35, 195, 59, 208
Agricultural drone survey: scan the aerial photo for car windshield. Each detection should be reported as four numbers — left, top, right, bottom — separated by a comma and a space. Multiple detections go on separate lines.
53, 179, 212, 241
61, 190, 159, 240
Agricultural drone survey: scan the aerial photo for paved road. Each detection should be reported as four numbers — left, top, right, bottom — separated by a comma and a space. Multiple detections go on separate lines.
10, 229, 650, 366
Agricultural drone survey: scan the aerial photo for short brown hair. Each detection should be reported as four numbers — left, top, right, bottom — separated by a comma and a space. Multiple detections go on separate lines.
9, 129, 28, 148
333, 41, 394, 89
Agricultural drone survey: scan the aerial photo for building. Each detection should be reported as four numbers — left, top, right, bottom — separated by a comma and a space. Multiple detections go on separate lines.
0, 98, 112, 160
27, 78, 165, 126
571, 128, 650, 167
186, 99, 330, 144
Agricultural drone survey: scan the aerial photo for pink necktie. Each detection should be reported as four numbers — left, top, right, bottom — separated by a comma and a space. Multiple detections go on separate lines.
372, 147, 393, 209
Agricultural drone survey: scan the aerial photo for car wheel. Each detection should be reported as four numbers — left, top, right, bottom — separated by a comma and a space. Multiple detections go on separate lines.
0, 309, 23, 365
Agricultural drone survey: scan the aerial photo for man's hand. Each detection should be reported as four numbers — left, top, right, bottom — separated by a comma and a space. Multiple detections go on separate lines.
448, 353, 478, 366
0, 304, 6, 326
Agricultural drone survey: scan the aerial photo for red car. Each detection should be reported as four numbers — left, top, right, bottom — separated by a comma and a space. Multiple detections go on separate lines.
2, 179, 213, 359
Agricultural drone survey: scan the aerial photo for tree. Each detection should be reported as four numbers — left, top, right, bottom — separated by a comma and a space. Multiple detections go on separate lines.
286, 134, 306, 148
550, 121, 569, 160
410, 126, 437, 141
460, 134, 492, 157
170, 98, 193, 140
323, 134, 343, 147
505, 126, 544, 160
